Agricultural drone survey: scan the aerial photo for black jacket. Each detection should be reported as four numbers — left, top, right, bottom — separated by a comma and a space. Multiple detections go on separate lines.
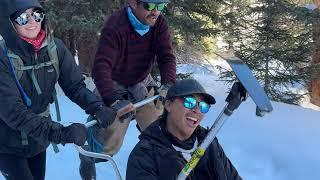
126, 119, 242, 180
0, 0, 103, 157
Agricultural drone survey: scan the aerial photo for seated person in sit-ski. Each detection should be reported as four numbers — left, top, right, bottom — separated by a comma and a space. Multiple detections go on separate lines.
126, 79, 242, 180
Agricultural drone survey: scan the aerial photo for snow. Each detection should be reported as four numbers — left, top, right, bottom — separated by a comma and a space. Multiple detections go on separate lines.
1, 61, 320, 180
305, 3, 317, 11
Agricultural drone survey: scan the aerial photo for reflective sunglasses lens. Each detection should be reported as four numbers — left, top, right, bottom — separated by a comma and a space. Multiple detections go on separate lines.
32, 11, 45, 22
157, 3, 166, 11
15, 13, 28, 25
146, 3, 156, 11
199, 102, 210, 113
183, 97, 197, 109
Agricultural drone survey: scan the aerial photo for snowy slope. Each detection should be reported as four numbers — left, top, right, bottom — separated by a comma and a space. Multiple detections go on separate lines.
1, 62, 320, 180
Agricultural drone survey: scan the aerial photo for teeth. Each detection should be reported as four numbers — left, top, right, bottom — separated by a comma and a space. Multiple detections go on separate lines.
27, 27, 36, 30
187, 117, 197, 122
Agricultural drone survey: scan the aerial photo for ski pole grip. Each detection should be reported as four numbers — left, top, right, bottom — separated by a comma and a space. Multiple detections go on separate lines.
85, 120, 97, 127
133, 95, 159, 109
224, 104, 234, 116
85, 95, 160, 127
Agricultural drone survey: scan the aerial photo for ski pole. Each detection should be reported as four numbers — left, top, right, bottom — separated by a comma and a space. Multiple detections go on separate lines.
85, 95, 160, 127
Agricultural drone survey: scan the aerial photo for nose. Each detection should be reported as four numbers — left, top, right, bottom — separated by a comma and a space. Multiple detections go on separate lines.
151, 7, 160, 14
152, 8, 159, 12
192, 104, 201, 114
28, 17, 37, 24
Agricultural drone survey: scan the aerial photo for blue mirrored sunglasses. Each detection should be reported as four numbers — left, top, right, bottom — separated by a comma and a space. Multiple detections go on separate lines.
182, 97, 210, 113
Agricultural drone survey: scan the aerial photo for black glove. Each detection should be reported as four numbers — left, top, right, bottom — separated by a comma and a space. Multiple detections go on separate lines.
102, 93, 123, 107
94, 105, 117, 128
111, 100, 134, 121
225, 82, 247, 115
49, 123, 87, 146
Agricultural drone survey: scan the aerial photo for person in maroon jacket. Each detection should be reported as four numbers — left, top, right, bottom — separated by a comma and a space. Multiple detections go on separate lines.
79, 0, 176, 179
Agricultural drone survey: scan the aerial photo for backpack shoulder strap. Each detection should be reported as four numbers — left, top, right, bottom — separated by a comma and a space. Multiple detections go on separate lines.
47, 36, 59, 81
47, 35, 61, 153
0, 35, 5, 51
46, 36, 61, 123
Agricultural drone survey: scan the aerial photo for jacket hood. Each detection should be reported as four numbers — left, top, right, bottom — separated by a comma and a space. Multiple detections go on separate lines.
0, 0, 44, 56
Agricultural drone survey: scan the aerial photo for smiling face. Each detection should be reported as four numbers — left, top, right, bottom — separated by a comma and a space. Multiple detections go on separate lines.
128, 0, 161, 26
13, 8, 42, 39
165, 94, 206, 141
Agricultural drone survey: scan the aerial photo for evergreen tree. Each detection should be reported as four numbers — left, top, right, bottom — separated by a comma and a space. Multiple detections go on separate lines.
220, 0, 316, 104
41, 0, 126, 74
164, 0, 224, 62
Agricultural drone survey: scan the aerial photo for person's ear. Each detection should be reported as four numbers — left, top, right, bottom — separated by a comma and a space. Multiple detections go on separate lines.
164, 100, 171, 112
128, 0, 138, 9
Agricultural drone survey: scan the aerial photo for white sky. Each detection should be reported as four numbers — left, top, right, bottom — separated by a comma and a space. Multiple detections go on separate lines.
1, 61, 319, 180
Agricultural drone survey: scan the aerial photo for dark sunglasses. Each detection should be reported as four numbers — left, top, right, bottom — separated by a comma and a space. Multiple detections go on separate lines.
14, 10, 45, 26
138, 1, 167, 12
182, 97, 210, 114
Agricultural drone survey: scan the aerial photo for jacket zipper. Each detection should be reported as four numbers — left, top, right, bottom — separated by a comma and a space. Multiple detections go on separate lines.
34, 52, 38, 61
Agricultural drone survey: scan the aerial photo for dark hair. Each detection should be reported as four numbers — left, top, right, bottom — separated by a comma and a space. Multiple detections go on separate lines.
160, 97, 175, 121
160, 109, 168, 120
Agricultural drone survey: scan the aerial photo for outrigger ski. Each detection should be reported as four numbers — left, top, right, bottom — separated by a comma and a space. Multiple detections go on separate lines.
226, 57, 273, 116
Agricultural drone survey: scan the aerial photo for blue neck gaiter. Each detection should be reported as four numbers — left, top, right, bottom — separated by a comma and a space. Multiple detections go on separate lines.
127, 7, 150, 36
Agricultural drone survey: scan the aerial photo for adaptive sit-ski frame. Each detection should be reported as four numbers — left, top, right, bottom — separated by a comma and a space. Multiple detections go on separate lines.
75, 95, 160, 180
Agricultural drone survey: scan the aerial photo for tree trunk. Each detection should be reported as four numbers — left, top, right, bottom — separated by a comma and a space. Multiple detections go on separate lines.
311, 0, 320, 106
76, 31, 100, 76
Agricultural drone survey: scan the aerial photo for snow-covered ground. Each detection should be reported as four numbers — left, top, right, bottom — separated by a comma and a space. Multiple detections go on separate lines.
1, 61, 320, 180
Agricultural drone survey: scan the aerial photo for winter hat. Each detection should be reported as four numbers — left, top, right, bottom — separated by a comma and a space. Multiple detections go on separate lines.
166, 79, 216, 104
139, 0, 170, 3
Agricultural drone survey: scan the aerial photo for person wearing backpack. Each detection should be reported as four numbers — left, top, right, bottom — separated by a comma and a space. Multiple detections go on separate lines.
0, 0, 127, 179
